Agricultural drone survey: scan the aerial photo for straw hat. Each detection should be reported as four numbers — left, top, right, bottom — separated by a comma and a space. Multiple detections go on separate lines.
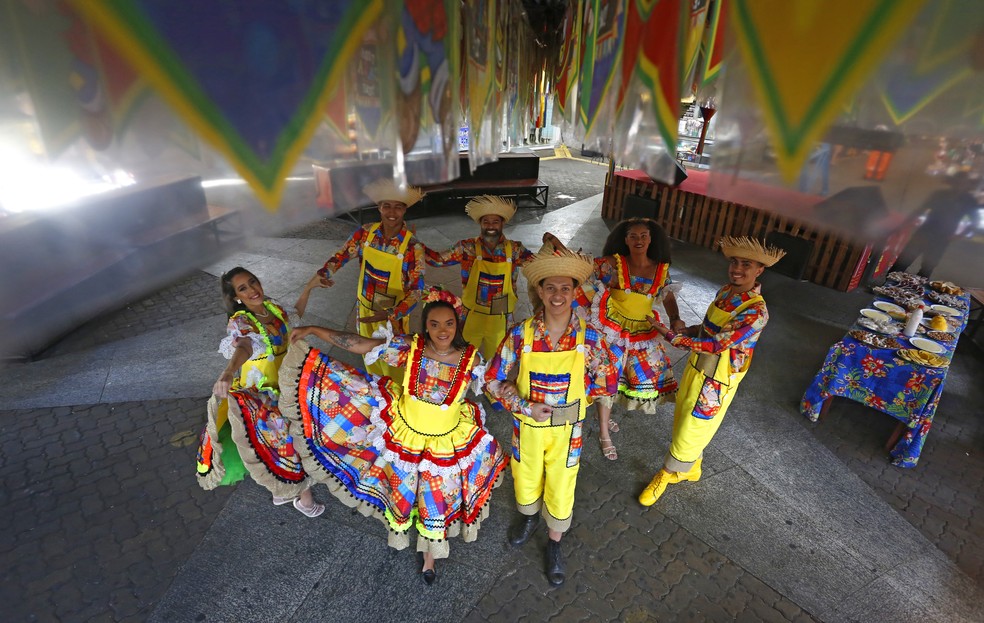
522, 248, 595, 288
465, 195, 517, 223
362, 178, 425, 207
718, 236, 786, 267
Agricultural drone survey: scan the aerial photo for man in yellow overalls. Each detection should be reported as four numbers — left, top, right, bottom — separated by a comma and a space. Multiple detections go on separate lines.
638, 236, 786, 507
486, 249, 619, 586
303, 179, 425, 382
426, 195, 560, 360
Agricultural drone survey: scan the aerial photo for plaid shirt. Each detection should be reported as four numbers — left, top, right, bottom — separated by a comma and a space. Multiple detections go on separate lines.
318, 224, 424, 321
668, 284, 768, 374
425, 236, 535, 293
485, 309, 620, 415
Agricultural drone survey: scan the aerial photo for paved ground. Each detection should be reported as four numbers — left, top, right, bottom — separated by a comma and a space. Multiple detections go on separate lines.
2, 155, 983, 622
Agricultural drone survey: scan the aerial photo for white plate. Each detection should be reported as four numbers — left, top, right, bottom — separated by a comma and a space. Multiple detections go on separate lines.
931, 304, 959, 317
860, 308, 891, 323
873, 301, 905, 315
921, 317, 953, 333
909, 337, 944, 354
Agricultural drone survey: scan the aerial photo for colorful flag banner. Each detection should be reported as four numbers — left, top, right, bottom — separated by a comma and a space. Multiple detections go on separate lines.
73, 0, 382, 209
730, 0, 926, 180
464, 0, 497, 168
700, 0, 727, 88
682, 0, 710, 93
554, 0, 584, 120
577, 0, 626, 140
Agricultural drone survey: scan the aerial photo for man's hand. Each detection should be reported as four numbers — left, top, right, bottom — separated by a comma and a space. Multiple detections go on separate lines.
670, 319, 687, 333
359, 311, 388, 324
307, 273, 334, 289
499, 381, 519, 399
529, 403, 552, 422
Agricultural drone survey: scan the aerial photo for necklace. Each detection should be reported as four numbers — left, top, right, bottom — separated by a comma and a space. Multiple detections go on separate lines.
250, 304, 271, 319
427, 344, 456, 357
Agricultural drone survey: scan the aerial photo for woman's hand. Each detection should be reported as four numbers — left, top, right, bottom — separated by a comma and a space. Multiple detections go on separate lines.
499, 381, 519, 398
307, 273, 334, 289
212, 371, 234, 397
291, 326, 316, 343
648, 315, 671, 337
670, 319, 687, 333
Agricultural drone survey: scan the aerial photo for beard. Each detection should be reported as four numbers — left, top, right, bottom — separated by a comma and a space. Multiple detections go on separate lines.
481, 230, 502, 244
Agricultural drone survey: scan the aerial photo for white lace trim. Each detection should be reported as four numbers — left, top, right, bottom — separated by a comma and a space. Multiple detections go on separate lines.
469, 359, 488, 396
364, 322, 396, 365
217, 331, 268, 361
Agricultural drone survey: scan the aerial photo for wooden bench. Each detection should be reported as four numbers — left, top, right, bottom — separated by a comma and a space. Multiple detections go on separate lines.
422, 177, 549, 208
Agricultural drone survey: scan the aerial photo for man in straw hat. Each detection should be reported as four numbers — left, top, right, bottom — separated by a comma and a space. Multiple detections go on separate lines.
425, 194, 561, 359
485, 248, 619, 586
638, 236, 785, 507
303, 178, 425, 381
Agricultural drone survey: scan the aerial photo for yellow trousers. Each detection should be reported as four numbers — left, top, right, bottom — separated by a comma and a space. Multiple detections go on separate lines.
666, 362, 745, 471
462, 310, 510, 361
510, 417, 583, 533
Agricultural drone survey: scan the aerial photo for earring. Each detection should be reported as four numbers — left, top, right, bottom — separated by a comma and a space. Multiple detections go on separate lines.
236, 299, 242, 304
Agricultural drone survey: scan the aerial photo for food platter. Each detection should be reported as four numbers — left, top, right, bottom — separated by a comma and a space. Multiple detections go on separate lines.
849, 330, 902, 349
926, 330, 955, 343
927, 290, 967, 309
929, 280, 963, 295
909, 336, 944, 354
898, 348, 948, 368
886, 271, 928, 287
858, 317, 900, 334
860, 308, 891, 323
930, 304, 959, 316
873, 300, 906, 319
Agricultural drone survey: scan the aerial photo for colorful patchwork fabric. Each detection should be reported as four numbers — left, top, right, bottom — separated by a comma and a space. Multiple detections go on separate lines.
485, 309, 620, 415
282, 336, 507, 543
229, 388, 306, 484
574, 256, 677, 409
425, 236, 534, 292
318, 224, 425, 320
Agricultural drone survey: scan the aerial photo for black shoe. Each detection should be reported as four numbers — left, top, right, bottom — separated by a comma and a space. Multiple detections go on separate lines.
508, 513, 540, 547
422, 568, 436, 585
546, 539, 565, 586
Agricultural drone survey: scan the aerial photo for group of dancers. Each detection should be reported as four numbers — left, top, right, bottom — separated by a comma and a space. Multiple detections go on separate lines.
194, 178, 787, 586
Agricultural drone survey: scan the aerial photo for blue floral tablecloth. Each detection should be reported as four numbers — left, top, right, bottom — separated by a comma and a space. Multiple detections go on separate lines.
800, 292, 970, 468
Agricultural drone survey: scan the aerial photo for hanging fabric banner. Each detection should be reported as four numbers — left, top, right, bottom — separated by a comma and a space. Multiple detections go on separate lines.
878, 0, 977, 125
554, 0, 584, 121
682, 0, 710, 95
397, 0, 461, 184
72, 0, 382, 209
700, 0, 728, 88
464, 0, 497, 169
618, 0, 685, 153
577, 0, 626, 143
730, 0, 926, 180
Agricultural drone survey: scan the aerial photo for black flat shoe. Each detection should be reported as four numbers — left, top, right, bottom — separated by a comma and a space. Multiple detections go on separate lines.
508, 513, 540, 548
422, 568, 436, 585
546, 539, 565, 586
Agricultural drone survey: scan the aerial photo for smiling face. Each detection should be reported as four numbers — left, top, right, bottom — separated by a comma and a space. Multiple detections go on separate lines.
231, 272, 264, 311
478, 214, 505, 242
425, 305, 458, 352
378, 200, 408, 229
536, 276, 576, 320
625, 223, 651, 255
727, 256, 765, 291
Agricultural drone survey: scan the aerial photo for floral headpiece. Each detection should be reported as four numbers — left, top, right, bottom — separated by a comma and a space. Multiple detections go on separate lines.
421, 286, 465, 320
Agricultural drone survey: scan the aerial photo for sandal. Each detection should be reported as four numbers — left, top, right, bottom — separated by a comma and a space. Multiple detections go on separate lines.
272, 495, 297, 506
599, 436, 618, 461
293, 498, 325, 518
607, 419, 620, 433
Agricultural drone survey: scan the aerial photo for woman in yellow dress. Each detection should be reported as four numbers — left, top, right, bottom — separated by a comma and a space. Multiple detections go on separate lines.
279, 288, 507, 584
195, 267, 324, 517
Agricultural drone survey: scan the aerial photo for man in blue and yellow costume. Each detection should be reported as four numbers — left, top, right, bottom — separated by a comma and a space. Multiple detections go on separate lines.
426, 195, 561, 360
486, 248, 619, 586
304, 179, 425, 382
639, 236, 785, 507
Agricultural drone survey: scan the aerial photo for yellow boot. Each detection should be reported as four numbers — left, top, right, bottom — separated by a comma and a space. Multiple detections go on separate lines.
638, 469, 673, 507
670, 457, 702, 484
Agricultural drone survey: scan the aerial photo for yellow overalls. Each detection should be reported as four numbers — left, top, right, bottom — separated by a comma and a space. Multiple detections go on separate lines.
667, 295, 763, 470
512, 318, 587, 534
462, 239, 517, 360
358, 223, 412, 381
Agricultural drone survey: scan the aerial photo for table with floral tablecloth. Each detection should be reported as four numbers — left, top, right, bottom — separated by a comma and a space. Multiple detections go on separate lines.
800, 291, 970, 468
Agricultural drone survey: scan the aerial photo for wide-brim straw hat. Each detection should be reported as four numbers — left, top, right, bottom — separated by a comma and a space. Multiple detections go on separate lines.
522, 247, 595, 288
465, 195, 517, 223
362, 178, 425, 207
718, 236, 786, 267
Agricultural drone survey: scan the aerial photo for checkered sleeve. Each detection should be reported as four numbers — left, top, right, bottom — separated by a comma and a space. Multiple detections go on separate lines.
669, 303, 768, 354
484, 321, 530, 414
318, 227, 366, 279
424, 241, 465, 267
584, 326, 620, 397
